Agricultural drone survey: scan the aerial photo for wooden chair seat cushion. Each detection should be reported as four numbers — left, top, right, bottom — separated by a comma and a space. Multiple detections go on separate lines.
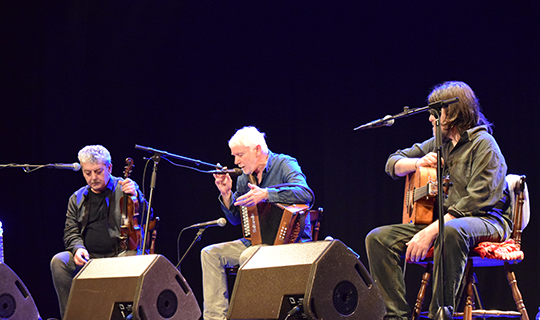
473, 239, 523, 261
409, 239, 523, 266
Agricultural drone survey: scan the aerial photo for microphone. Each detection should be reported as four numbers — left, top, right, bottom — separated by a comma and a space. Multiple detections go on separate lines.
47, 163, 81, 171
428, 97, 459, 108
186, 218, 227, 229
207, 168, 243, 176
354, 115, 395, 131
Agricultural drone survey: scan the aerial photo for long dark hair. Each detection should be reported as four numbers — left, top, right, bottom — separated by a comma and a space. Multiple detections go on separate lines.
427, 81, 492, 134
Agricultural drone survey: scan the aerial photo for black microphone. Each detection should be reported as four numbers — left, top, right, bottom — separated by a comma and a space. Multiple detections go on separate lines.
207, 168, 243, 176
428, 97, 459, 108
187, 218, 227, 229
47, 163, 81, 171
354, 115, 395, 131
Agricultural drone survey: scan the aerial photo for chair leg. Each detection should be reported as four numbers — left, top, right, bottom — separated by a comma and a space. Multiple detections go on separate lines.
463, 261, 475, 320
412, 262, 433, 320
504, 262, 529, 320
471, 273, 487, 320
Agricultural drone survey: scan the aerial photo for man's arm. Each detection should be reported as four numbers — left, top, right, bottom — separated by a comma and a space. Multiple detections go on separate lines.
63, 194, 85, 254
405, 213, 456, 262
386, 138, 436, 179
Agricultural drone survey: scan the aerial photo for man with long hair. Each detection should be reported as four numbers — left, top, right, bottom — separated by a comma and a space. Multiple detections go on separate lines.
366, 81, 512, 319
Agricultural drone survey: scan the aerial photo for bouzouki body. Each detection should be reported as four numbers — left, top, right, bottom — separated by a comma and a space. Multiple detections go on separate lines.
403, 166, 438, 224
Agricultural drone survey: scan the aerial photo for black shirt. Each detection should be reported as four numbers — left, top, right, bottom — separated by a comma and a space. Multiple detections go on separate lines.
83, 190, 116, 254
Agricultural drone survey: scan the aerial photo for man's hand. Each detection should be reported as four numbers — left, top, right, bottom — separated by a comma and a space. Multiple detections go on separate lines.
234, 183, 268, 207
405, 227, 437, 263
214, 172, 233, 196
395, 152, 444, 177
416, 152, 440, 168
405, 213, 456, 262
214, 171, 233, 208
74, 248, 89, 266
118, 178, 138, 198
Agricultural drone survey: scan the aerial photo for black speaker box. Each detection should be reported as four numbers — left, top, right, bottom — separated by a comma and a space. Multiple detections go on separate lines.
228, 240, 386, 320
0, 262, 41, 320
64, 254, 201, 320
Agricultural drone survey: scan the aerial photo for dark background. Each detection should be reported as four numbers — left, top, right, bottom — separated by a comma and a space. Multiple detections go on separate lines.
1, 1, 539, 319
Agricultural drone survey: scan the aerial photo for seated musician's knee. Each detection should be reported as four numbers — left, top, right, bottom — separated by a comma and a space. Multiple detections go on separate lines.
365, 226, 387, 249
238, 244, 264, 266
50, 251, 71, 271
201, 244, 220, 264
443, 223, 469, 251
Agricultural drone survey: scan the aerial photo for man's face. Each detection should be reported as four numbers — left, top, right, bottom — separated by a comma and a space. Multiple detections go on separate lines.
81, 161, 112, 193
231, 145, 259, 175
429, 108, 449, 140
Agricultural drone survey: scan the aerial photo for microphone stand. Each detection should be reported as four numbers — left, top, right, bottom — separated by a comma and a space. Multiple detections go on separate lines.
134, 144, 223, 255
140, 153, 160, 255
175, 227, 206, 270
355, 98, 458, 320
430, 104, 453, 320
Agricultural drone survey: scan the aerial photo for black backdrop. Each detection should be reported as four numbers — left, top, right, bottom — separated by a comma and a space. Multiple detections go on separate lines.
1, 1, 539, 319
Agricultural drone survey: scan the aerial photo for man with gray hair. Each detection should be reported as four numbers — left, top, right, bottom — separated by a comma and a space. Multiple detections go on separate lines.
50, 145, 151, 319
201, 126, 313, 320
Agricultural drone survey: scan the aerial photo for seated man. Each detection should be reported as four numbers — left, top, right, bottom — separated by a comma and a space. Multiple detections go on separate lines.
201, 126, 313, 320
50, 145, 151, 319
365, 81, 512, 320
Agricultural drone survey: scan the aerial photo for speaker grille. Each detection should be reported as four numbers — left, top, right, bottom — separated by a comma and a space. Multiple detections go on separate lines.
0, 293, 16, 318
156, 289, 178, 318
332, 281, 358, 315
0, 263, 41, 320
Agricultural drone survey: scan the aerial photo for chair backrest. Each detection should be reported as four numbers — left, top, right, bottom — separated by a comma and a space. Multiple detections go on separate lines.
506, 174, 529, 244
309, 207, 324, 241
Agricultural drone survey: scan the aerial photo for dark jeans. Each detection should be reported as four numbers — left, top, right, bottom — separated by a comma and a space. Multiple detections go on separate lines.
50, 250, 130, 319
365, 216, 508, 320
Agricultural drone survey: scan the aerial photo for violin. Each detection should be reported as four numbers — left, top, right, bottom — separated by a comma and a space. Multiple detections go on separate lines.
120, 158, 142, 251
119, 158, 159, 254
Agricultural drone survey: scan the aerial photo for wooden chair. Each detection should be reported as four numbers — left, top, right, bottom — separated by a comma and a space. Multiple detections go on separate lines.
308, 207, 324, 241
411, 175, 530, 320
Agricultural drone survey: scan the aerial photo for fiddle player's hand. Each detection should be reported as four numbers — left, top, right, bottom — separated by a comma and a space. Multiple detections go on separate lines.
74, 248, 90, 266
119, 178, 138, 198
234, 183, 268, 207
405, 228, 437, 263
416, 152, 442, 168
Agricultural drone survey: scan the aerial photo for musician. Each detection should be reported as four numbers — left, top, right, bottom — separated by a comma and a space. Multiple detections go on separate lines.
365, 81, 512, 320
50, 145, 151, 319
201, 126, 313, 320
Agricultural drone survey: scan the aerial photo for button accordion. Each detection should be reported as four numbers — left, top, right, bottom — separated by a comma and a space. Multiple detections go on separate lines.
240, 202, 309, 245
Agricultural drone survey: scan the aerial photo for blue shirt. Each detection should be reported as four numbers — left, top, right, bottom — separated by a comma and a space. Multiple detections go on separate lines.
219, 151, 313, 243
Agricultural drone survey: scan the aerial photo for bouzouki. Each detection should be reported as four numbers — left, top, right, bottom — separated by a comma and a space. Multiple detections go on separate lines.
403, 166, 449, 224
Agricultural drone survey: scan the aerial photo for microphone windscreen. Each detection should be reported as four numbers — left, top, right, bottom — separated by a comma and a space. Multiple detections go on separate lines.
217, 218, 227, 227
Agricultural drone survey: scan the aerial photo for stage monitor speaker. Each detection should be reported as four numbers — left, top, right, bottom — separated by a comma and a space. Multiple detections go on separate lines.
64, 254, 201, 320
0, 262, 41, 320
228, 240, 386, 320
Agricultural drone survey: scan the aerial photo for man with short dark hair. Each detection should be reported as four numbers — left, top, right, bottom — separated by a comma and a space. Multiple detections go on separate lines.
50, 145, 151, 318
